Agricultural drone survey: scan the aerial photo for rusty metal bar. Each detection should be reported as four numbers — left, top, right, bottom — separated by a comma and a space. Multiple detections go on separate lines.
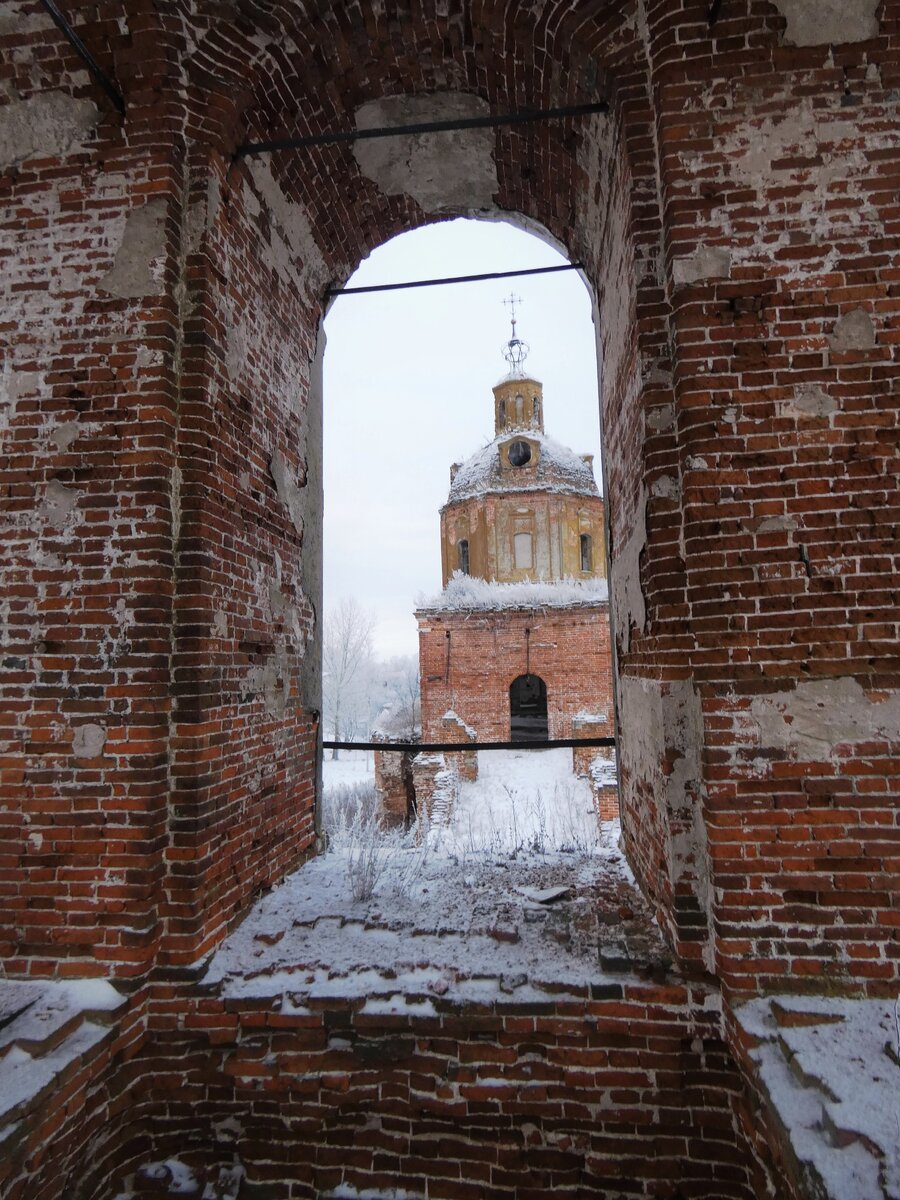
236, 101, 609, 158
39, 0, 125, 115
326, 262, 583, 297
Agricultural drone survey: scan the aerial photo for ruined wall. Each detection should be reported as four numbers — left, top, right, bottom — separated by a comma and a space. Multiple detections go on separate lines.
162, 148, 322, 968
0, 12, 183, 977
643, 0, 900, 994
2, 981, 777, 1200
418, 605, 615, 744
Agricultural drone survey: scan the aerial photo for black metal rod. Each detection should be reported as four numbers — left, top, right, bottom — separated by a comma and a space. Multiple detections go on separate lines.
708, 0, 724, 25
237, 101, 609, 158
327, 262, 584, 297
39, 0, 125, 115
323, 737, 616, 753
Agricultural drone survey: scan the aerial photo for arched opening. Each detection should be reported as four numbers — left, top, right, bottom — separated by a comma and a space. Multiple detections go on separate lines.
509, 673, 548, 741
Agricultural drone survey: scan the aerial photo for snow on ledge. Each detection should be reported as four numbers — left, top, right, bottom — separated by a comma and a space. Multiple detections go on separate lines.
417, 573, 609, 614
737, 994, 900, 1200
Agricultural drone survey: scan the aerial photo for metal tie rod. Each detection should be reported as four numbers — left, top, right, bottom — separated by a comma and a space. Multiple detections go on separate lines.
327, 262, 584, 297
39, 0, 125, 115
323, 737, 615, 753
236, 101, 609, 158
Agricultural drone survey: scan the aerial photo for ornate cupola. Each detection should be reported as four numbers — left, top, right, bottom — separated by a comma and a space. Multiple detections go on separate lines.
493, 294, 544, 437
437, 300, 606, 588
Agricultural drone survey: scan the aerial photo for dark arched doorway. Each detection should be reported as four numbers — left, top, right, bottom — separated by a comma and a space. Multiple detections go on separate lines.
509, 674, 548, 742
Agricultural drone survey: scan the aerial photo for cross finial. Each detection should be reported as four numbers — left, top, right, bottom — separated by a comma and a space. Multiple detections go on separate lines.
501, 293, 529, 376
503, 292, 522, 340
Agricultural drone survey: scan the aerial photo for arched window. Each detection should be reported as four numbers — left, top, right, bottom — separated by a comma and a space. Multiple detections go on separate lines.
580, 533, 592, 572
515, 393, 524, 423
510, 674, 548, 741
533, 395, 541, 423
498, 399, 506, 428
513, 531, 533, 570
457, 538, 469, 575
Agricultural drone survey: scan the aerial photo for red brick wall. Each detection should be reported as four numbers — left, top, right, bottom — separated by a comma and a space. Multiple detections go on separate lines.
0, 13, 183, 977
418, 606, 614, 744
2, 0, 898, 1008
637, 0, 900, 995
3, 0, 899, 1193
0, 983, 779, 1200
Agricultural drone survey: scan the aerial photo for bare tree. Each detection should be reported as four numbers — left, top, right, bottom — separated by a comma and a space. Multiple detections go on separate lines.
322, 599, 376, 759
383, 655, 420, 739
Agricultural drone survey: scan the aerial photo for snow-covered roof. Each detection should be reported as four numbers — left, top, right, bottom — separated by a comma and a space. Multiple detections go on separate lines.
371, 702, 421, 740
446, 430, 600, 505
417, 572, 609, 614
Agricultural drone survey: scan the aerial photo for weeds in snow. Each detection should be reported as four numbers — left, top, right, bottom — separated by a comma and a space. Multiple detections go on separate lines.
321, 755, 608, 901
322, 780, 430, 902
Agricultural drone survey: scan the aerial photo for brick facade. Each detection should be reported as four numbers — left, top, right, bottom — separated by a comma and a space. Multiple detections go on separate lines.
2, 0, 899, 1193
418, 605, 615, 744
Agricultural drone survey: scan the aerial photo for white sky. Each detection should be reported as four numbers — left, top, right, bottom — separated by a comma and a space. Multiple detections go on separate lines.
323, 218, 602, 658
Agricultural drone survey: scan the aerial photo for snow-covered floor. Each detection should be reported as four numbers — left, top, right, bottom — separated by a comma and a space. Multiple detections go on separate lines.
205, 749, 662, 1007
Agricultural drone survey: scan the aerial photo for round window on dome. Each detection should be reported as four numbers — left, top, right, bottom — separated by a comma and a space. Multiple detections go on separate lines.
507, 439, 532, 467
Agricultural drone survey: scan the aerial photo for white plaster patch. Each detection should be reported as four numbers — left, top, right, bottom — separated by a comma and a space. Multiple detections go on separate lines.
269, 450, 305, 538
353, 93, 498, 214
225, 319, 250, 384
646, 404, 675, 432
50, 421, 79, 452
98, 200, 167, 299
0, 366, 39, 442
782, 384, 838, 420
757, 515, 798, 533
212, 609, 228, 638
246, 642, 291, 719
650, 474, 680, 501
750, 678, 900, 761
672, 245, 731, 287
771, 0, 880, 46
611, 490, 647, 655
617, 676, 714, 968
72, 723, 106, 759
0, 91, 98, 168
829, 308, 876, 353
39, 479, 78, 529
246, 158, 328, 299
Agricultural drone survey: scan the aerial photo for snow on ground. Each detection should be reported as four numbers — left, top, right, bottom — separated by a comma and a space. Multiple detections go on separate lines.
205, 750, 659, 1007
322, 749, 375, 791
440, 748, 608, 858
738, 995, 900, 1200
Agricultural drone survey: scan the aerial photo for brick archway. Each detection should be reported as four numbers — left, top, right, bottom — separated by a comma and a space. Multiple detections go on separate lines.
3, 2, 899, 1192
509, 672, 549, 741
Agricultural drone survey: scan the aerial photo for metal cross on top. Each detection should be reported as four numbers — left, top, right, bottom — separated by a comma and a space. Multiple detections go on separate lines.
502, 292, 529, 374
503, 291, 523, 339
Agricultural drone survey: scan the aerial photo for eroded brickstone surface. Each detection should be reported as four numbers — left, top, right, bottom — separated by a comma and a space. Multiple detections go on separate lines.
2, 0, 898, 1195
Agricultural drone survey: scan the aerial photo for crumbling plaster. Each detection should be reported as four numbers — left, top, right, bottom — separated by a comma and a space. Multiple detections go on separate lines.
98, 200, 167, 299
750, 678, 900, 762
353, 92, 499, 214
770, 0, 880, 46
618, 675, 715, 969
611, 488, 647, 656
0, 90, 98, 168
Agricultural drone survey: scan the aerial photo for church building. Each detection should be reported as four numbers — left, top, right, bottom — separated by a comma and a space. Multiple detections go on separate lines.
414, 311, 616, 800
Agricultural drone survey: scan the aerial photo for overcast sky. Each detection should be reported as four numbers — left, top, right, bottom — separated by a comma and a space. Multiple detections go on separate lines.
322, 218, 603, 659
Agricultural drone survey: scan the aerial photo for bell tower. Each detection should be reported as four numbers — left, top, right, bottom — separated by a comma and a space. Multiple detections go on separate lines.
493, 293, 544, 435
